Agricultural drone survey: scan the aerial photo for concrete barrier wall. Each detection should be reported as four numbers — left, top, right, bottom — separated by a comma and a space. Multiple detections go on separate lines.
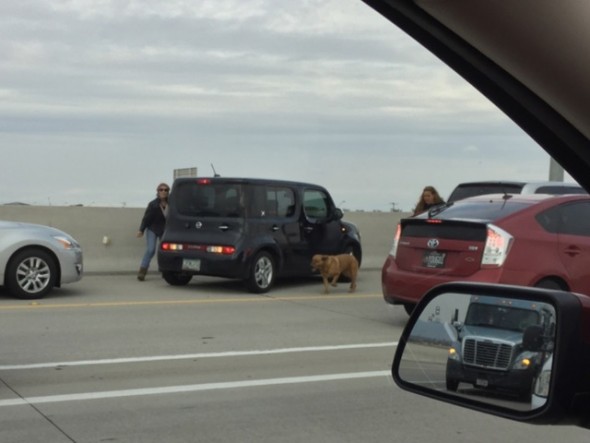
0, 206, 409, 273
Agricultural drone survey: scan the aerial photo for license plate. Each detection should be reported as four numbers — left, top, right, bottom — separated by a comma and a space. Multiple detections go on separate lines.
475, 378, 489, 388
422, 251, 446, 268
182, 259, 201, 271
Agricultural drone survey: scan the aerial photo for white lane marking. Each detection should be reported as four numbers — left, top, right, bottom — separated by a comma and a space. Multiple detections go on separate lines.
0, 371, 391, 407
0, 342, 398, 370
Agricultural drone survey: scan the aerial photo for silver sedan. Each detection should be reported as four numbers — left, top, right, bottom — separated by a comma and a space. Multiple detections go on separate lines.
0, 221, 83, 299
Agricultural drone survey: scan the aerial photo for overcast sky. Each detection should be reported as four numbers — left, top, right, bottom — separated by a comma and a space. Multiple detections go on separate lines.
0, 0, 574, 211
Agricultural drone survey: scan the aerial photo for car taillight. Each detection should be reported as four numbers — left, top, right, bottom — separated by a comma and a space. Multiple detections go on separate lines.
161, 242, 183, 251
481, 224, 513, 267
389, 223, 402, 258
160, 243, 235, 255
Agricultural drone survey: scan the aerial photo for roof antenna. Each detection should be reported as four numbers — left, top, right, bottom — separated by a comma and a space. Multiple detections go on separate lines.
211, 163, 220, 177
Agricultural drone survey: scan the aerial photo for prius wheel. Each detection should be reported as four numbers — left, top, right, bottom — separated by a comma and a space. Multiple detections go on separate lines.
403, 303, 416, 316
535, 278, 567, 291
162, 271, 192, 286
246, 251, 275, 294
6, 248, 57, 299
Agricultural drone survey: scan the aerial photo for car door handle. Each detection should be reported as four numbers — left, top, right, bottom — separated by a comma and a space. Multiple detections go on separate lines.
303, 226, 314, 233
271, 225, 280, 232
218, 224, 230, 231
563, 245, 581, 257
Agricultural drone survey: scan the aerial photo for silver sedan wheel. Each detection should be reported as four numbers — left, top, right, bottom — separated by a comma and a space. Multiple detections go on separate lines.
7, 249, 57, 299
17, 256, 52, 294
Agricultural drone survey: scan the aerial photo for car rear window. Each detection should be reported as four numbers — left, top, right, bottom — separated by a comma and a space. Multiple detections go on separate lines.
447, 183, 524, 203
174, 182, 244, 217
429, 199, 533, 222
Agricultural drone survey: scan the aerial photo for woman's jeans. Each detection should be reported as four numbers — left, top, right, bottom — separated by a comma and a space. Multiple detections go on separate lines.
140, 229, 159, 269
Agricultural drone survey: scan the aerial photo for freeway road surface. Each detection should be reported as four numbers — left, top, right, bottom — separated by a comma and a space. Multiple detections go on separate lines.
0, 272, 586, 442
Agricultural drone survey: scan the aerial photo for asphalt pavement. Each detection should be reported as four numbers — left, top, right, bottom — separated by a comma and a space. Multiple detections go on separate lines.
0, 271, 587, 442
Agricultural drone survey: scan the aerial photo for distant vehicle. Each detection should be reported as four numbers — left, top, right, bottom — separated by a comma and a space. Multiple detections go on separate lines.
158, 177, 362, 293
0, 221, 83, 299
446, 294, 554, 399
381, 193, 590, 314
447, 181, 586, 204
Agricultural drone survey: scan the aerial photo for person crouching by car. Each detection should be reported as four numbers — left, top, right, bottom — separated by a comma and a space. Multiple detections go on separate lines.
136, 182, 169, 281
412, 185, 445, 216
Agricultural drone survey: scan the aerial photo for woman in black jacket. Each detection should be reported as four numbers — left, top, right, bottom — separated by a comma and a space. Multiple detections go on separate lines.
136, 182, 169, 281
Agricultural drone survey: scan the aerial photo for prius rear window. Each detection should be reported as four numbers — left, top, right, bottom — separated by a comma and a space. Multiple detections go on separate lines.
433, 200, 533, 222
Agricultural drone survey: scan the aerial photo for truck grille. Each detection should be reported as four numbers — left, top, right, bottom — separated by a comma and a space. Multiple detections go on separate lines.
463, 338, 513, 370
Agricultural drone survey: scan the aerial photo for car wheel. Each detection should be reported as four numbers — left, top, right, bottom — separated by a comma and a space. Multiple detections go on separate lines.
446, 378, 459, 392
162, 271, 192, 286
6, 248, 57, 299
246, 251, 275, 294
403, 303, 415, 316
343, 244, 362, 267
534, 278, 567, 290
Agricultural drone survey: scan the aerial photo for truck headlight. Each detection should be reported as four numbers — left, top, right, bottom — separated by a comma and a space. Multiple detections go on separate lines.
512, 352, 536, 370
448, 347, 460, 361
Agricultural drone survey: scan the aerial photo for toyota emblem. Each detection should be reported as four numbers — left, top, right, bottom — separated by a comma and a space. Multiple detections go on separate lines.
427, 239, 439, 249
195, 221, 203, 229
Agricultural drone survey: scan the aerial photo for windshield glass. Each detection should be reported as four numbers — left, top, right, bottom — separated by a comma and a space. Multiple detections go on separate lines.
464, 303, 540, 332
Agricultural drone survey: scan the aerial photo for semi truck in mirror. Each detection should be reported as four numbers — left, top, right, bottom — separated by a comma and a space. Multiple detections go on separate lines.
445, 295, 555, 400
392, 282, 590, 426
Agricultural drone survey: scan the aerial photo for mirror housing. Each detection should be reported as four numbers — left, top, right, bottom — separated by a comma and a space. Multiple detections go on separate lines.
392, 282, 590, 427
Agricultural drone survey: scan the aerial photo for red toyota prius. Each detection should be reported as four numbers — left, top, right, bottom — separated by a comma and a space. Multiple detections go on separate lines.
382, 193, 590, 314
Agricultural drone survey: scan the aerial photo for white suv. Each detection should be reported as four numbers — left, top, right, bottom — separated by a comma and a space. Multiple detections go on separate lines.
447, 180, 585, 203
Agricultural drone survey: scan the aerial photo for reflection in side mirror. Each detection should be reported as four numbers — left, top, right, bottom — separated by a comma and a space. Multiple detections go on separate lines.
397, 291, 555, 412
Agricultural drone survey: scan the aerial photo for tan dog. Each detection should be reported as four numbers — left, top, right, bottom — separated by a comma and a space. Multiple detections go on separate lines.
311, 254, 358, 294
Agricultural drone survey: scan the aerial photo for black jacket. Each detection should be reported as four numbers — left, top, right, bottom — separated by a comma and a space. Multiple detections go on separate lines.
139, 198, 167, 237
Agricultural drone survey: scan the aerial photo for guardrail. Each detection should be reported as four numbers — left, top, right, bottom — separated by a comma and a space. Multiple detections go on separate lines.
1, 206, 408, 274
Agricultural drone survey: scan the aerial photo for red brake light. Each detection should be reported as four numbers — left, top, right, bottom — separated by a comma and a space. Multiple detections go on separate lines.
197, 178, 211, 185
426, 219, 443, 224
160, 243, 234, 255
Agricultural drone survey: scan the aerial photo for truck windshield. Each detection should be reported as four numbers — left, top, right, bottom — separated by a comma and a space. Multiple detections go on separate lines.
464, 303, 540, 332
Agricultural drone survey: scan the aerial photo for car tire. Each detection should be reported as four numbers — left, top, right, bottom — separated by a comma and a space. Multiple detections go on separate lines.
344, 244, 362, 263
446, 378, 459, 392
6, 248, 57, 299
403, 303, 415, 316
338, 244, 361, 282
246, 251, 275, 294
534, 278, 567, 290
162, 271, 192, 286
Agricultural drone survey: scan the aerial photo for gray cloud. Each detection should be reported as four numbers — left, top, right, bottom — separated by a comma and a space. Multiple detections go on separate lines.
0, 0, 568, 211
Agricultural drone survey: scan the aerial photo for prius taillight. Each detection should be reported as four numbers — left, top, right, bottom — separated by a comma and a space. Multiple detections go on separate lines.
481, 224, 513, 267
388, 223, 402, 259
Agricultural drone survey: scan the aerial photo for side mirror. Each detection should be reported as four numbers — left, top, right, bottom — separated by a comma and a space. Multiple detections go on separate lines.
333, 207, 343, 221
392, 282, 590, 427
